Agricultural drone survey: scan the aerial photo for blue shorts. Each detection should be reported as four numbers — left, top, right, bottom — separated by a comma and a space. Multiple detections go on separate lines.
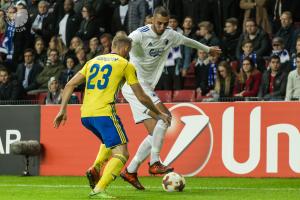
81, 115, 128, 148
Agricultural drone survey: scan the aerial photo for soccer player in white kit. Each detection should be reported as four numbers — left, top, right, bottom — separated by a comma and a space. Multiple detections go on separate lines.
120, 7, 221, 190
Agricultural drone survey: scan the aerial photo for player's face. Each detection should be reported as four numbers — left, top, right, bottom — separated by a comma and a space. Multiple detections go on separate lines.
152, 14, 169, 35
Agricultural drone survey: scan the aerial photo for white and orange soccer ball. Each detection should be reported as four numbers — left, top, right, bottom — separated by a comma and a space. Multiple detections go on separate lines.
162, 172, 185, 192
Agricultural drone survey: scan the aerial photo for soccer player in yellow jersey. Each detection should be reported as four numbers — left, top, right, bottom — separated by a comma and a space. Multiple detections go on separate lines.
53, 35, 171, 199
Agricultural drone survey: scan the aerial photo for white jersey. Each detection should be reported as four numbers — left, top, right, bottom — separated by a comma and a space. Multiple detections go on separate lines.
128, 24, 186, 89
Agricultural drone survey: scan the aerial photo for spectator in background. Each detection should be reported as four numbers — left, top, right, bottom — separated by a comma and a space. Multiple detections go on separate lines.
65, 36, 84, 60
240, 40, 265, 72
196, 21, 221, 47
240, 0, 272, 34
45, 76, 62, 104
145, 0, 163, 14
15, 48, 42, 94
127, 0, 147, 33
267, 0, 292, 33
285, 53, 300, 101
47, 35, 68, 61
100, 33, 112, 55
73, 0, 85, 15
34, 37, 47, 67
0, 66, 20, 101
13, 1, 32, 67
275, 11, 295, 53
0, 0, 13, 10
2, 6, 16, 69
0, 13, 5, 46
59, 55, 77, 88
195, 49, 209, 96
208, 61, 236, 101
0, 9, 5, 19
222, 18, 240, 62
234, 57, 262, 98
86, 37, 101, 60
111, 0, 128, 35
36, 49, 64, 89
258, 55, 287, 100
236, 18, 270, 61
205, 53, 221, 94
76, 3, 99, 44
27, 0, 39, 19
209, 0, 240, 37
290, 37, 300, 71
31, 0, 55, 45
56, 0, 81, 47
144, 14, 153, 25
181, 16, 194, 78
270, 37, 290, 72
73, 46, 86, 72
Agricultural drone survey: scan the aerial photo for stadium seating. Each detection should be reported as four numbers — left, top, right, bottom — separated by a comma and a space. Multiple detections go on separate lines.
38, 92, 47, 104
172, 90, 196, 102
183, 63, 196, 89
72, 92, 82, 104
155, 90, 172, 102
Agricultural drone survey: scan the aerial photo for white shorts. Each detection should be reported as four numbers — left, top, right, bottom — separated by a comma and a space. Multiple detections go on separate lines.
121, 82, 161, 123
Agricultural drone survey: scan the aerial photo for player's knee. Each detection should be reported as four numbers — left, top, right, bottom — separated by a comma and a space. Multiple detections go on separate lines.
123, 151, 129, 160
156, 119, 168, 129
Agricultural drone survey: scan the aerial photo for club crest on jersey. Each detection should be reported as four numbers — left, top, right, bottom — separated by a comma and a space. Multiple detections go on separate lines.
149, 48, 164, 57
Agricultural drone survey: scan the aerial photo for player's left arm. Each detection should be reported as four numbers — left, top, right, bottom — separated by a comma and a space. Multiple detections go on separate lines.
53, 72, 85, 128
174, 32, 222, 56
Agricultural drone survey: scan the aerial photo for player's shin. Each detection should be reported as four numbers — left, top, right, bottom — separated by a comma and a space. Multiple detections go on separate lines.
150, 120, 168, 165
127, 135, 152, 173
94, 154, 128, 192
93, 144, 112, 171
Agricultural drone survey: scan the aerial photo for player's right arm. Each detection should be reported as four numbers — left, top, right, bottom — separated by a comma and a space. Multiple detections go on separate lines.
53, 65, 86, 128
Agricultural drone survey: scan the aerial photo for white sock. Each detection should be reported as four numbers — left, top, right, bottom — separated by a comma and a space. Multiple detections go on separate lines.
150, 120, 168, 165
127, 135, 152, 173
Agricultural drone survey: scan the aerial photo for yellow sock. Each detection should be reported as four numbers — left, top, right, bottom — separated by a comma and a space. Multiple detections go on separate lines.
94, 154, 127, 192
93, 144, 112, 171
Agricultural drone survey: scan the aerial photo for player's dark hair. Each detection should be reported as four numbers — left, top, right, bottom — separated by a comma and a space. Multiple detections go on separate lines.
153, 6, 169, 17
112, 35, 132, 49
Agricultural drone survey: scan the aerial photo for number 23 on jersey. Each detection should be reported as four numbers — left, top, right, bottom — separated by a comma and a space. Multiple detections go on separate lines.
87, 64, 112, 90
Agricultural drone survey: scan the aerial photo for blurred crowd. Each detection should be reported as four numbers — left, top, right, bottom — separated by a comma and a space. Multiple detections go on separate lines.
0, 0, 300, 104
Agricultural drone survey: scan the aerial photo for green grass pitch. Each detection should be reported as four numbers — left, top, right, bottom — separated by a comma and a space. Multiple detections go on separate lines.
0, 176, 299, 199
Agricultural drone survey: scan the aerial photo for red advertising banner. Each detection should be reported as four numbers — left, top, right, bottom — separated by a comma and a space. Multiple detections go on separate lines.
40, 102, 300, 177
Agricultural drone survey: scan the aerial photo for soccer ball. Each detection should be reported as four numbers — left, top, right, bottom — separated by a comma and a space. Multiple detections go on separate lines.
162, 172, 185, 192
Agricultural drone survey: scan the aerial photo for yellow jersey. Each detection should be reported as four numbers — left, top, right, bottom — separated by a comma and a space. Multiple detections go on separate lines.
79, 53, 139, 117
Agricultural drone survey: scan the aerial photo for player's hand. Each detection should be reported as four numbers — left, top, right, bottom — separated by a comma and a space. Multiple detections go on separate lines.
53, 110, 67, 128
158, 113, 172, 127
208, 46, 222, 56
